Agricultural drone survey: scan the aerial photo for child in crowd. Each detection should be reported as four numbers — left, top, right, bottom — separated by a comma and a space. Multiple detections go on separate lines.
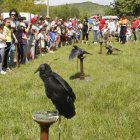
126, 25, 132, 42
27, 28, 36, 60
75, 27, 81, 43
49, 27, 56, 53
45, 30, 51, 52
0, 25, 7, 74
67, 26, 73, 45
37, 28, 46, 55
21, 22, 28, 63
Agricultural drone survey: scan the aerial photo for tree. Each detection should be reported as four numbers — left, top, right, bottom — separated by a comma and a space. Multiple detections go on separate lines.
109, 0, 140, 16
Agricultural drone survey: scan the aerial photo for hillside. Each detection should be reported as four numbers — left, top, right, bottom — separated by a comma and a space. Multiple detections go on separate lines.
52, 2, 111, 16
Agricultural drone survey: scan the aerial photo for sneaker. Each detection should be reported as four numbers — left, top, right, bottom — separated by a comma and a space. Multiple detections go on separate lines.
6, 67, 12, 72
0, 70, 7, 75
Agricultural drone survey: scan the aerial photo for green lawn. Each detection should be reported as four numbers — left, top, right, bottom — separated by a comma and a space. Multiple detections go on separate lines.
0, 34, 140, 140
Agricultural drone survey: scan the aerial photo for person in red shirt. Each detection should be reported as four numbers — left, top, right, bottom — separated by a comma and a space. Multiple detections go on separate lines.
99, 15, 106, 43
131, 17, 140, 42
30, 15, 38, 24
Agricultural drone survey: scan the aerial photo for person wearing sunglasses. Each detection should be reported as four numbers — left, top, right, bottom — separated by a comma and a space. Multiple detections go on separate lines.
9, 9, 18, 67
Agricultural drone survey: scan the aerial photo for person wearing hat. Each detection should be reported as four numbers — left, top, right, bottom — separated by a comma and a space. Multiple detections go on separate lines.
131, 17, 140, 42
119, 14, 128, 44
45, 15, 51, 31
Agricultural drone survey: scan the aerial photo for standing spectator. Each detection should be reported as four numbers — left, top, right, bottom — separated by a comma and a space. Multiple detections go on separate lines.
51, 17, 58, 28
107, 18, 116, 39
126, 25, 132, 42
99, 15, 106, 43
45, 15, 51, 31
60, 23, 67, 47
119, 14, 128, 44
27, 28, 36, 60
45, 30, 51, 52
131, 17, 140, 42
9, 9, 18, 67
49, 27, 56, 53
3, 18, 12, 71
30, 15, 38, 24
75, 26, 81, 43
21, 22, 28, 63
0, 25, 7, 74
82, 18, 89, 45
67, 26, 73, 45
37, 28, 46, 55
92, 18, 99, 44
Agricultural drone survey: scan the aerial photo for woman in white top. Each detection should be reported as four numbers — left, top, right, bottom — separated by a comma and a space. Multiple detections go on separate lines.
92, 18, 100, 44
0, 25, 7, 74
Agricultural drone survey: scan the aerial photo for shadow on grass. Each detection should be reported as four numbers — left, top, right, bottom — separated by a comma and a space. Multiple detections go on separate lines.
69, 72, 91, 80
69, 72, 81, 80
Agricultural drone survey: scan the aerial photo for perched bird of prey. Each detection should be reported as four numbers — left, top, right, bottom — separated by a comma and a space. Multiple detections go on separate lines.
69, 45, 92, 60
106, 45, 121, 54
35, 63, 76, 119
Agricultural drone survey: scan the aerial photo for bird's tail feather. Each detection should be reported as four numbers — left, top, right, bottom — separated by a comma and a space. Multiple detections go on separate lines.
113, 48, 121, 51
56, 103, 75, 119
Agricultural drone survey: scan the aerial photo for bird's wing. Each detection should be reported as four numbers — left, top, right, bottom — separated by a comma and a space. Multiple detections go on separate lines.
84, 51, 92, 55
51, 72, 76, 101
69, 48, 82, 60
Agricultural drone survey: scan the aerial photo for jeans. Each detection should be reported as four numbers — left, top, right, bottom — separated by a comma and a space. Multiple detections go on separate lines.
120, 26, 127, 44
100, 30, 105, 43
9, 42, 15, 66
0, 48, 5, 71
93, 30, 99, 42
3, 42, 11, 69
133, 28, 139, 41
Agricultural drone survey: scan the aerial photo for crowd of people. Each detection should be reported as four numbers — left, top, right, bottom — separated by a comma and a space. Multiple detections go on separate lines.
0, 9, 140, 75
92, 14, 140, 45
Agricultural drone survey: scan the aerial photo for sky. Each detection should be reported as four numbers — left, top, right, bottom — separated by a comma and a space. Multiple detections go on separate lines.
48, 0, 114, 6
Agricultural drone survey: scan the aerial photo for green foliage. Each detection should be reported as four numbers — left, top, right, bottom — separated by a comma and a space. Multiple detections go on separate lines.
110, 0, 140, 16
70, 7, 80, 18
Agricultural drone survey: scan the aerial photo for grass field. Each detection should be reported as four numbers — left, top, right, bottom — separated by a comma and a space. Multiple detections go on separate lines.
0, 33, 140, 140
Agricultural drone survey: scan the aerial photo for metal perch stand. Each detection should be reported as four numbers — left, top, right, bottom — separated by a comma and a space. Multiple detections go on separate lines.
32, 111, 59, 140
78, 55, 85, 80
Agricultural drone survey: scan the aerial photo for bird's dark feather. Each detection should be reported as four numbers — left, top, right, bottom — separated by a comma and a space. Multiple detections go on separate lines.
69, 45, 92, 60
36, 63, 76, 119
106, 45, 121, 54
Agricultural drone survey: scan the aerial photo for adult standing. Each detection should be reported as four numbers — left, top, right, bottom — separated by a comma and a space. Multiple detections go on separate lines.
9, 9, 18, 67
131, 17, 140, 42
119, 14, 128, 44
3, 18, 12, 71
82, 18, 89, 45
99, 15, 106, 43
45, 15, 51, 31
92, 17, 99, 44
0, 25, 7, 74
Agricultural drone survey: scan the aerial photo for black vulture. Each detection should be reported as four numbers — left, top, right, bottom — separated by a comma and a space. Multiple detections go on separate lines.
69, 45, 92, 60
106, 45, 121, 54
35, 63, 76, 119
